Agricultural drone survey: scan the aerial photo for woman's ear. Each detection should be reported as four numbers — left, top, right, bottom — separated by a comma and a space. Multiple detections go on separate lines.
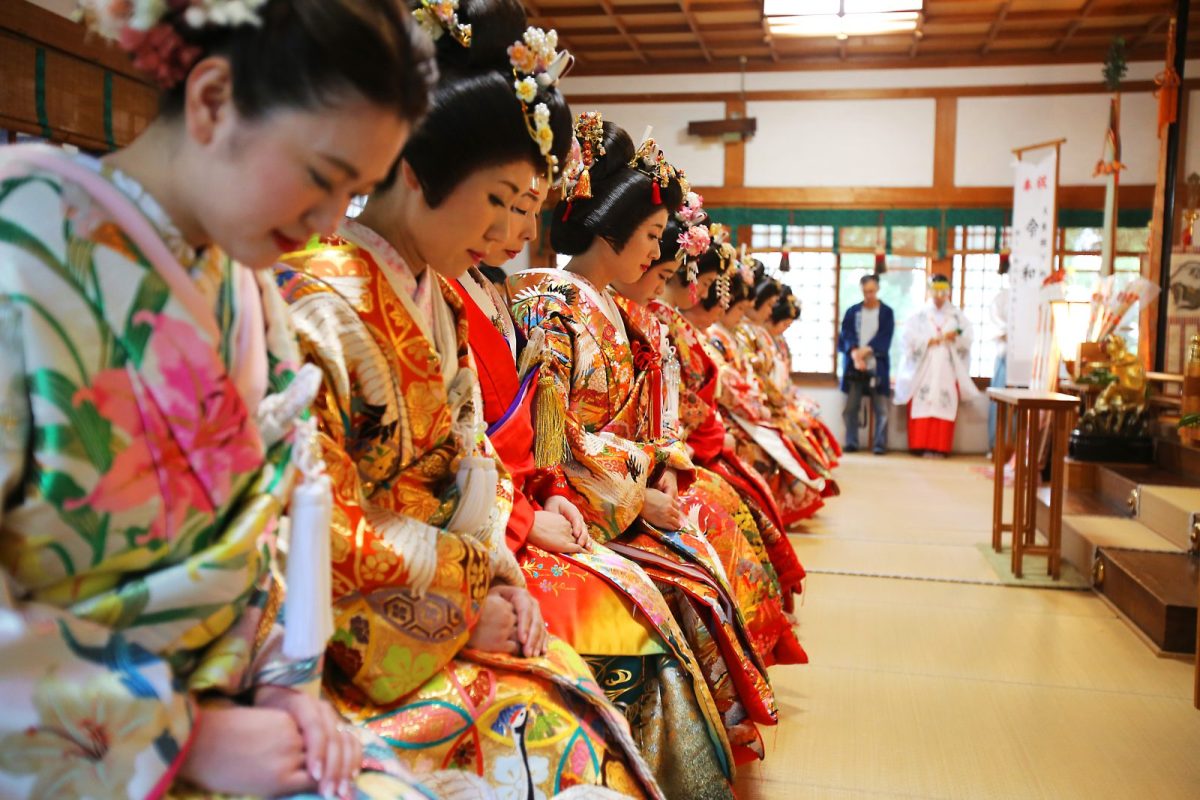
182, 56, 235, 147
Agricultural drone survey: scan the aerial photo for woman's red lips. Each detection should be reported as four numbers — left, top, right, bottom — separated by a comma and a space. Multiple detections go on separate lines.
468, 249, 485, 265
272, 231, 302, 252
505, 249, 521, 259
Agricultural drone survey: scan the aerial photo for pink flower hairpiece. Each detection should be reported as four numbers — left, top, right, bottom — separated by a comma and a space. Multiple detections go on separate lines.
676, 191, 707, 226
509, 26, 573, 186
77, 0, 269, 88
677, 225, 711, 259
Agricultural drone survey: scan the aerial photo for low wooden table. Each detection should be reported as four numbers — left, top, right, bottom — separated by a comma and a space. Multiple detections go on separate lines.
988, 388, 1079, 579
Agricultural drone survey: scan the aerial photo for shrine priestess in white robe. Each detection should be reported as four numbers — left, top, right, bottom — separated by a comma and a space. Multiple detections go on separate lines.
894, 301, 981, 426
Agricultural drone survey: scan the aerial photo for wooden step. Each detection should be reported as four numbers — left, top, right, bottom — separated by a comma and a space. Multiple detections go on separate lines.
1095, 548, 1200, 655
1136, 485, 1200, 552
1058, 514, 1180, 584
1034, 485, 1126, 543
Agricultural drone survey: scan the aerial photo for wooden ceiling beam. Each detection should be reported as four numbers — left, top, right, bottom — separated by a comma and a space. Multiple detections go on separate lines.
596, 0, 650, 62
1055, 0, 1102, 52
1130, 13, 1172, 49
980, 0, 1013, 56
909, 10, 925, 58
677, 0, 712, 62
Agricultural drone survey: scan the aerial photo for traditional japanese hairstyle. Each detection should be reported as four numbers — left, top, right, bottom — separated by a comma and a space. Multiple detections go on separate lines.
79, 0, 435, 123
754, 275, 785, 310
771, 287, 801, 324
552, 119, 686, 256
399, 0, 573, 206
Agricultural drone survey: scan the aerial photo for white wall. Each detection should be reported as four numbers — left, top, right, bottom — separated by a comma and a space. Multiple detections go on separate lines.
745, 98, 935, 187
955, 92, 1159, 186
586, 102, 726, 187
563, 60, 1200, 193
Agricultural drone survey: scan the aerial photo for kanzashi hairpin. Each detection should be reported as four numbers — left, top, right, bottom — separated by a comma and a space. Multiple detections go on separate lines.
412, 0, 472, 48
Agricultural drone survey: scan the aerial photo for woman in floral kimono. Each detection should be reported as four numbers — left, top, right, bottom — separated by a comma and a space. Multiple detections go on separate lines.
609, 223, 805, 671
612, 211, 808, 612
456, 176, 737, 799
277, 7, 663, 798
0, 2, 437, 799
510, 119, 775, 772
701, 263, 828, 527
736, 277, 841, 477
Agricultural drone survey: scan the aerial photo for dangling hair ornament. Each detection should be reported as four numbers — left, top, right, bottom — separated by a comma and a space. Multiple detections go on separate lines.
412, 0, 472, 47
676, 191, 708, 227
715, 241, 737, 309
76, 0, 269, 88
676, 224, 711, 283
562, 110, 604, 221
509, 27, 573, 186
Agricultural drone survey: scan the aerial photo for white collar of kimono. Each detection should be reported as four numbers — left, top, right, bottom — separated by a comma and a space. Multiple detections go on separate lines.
76, 154, 197, 267
339, 219, 459, 385
459, 267, 517, 361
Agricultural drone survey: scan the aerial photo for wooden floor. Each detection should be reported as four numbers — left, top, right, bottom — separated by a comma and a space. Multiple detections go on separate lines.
735, 453, 1200, 800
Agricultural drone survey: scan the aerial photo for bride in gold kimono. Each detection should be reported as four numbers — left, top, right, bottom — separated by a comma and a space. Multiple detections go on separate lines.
0, 2, 438, 798
277, 3, 661, 797
509, 118, 776, 770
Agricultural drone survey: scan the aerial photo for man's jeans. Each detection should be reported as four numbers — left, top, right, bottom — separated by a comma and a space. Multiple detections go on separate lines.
843, 382, 889, 451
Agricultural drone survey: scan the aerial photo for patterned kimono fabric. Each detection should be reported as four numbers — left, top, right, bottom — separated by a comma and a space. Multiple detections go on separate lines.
276, 221, 662, 800
509, 269, 776, 767
705, 322, 826, 527
648, 302, 808, 604
615, 295, 805, 669
453, 269, 737, 799
0, 145, 430, 799
736, 321, 841, 478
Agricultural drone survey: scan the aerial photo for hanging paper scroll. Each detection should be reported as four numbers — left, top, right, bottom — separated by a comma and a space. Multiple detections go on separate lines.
1007, 149, 1059, 386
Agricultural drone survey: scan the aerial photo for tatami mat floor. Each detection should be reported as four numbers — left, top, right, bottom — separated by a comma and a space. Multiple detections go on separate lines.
734, 453, 1200, 799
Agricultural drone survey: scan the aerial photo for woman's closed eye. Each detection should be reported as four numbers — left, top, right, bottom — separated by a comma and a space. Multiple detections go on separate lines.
489, 194, 507, 208
308, 167, 334, 193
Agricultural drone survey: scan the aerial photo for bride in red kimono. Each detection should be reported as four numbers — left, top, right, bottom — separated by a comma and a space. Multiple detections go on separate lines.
455, 178, 737, 799
509, 117, 778, 769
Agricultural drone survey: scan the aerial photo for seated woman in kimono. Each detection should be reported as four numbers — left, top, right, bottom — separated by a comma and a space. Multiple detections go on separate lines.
455, 170, 738, 800
510, 117, 777, 770
737, 275, 841, 480
0, 1, 437, 799
608, 218, 806, 673
609, 210, 808, 626
704, 268, 830, 526
275, 3, 662, 797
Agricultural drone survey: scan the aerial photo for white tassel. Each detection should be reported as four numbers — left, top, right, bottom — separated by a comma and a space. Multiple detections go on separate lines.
283, 417, 335, 660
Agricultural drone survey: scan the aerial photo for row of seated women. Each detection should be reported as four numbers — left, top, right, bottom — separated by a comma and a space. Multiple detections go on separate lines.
0, 0, 836, 798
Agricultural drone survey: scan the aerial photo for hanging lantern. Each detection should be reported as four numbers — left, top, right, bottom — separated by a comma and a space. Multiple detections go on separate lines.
999, 246, 1011, 275
779, 249, 791, 272
874, 246, 887, 275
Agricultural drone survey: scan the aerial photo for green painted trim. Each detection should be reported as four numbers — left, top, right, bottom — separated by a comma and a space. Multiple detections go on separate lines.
103, 72, 116, 151
34, 48, 52, 139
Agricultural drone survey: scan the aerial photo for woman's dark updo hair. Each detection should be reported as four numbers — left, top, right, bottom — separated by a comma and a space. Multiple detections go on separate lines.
754, 276, 784, 309
160, 0, 435, 123
552, 121, 686, 256
398, 0, 572, 207
771, 288, 801, 324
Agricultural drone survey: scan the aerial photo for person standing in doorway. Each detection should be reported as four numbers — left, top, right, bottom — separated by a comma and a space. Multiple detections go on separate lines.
839, 274, 894, 454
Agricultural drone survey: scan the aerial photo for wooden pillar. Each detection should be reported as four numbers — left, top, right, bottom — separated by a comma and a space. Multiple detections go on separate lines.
1152, 4, 1190, 372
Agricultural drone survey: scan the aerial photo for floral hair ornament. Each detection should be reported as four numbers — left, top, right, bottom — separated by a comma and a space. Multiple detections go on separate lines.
509, 27, 573, 187
76, 0, 269, 88
412, 0, 472, 48
676, 224, 711, 282
561, 110, 604, 221
676, 191, 708, 227
714, 240, 738, 310
628, 128, 685, 205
